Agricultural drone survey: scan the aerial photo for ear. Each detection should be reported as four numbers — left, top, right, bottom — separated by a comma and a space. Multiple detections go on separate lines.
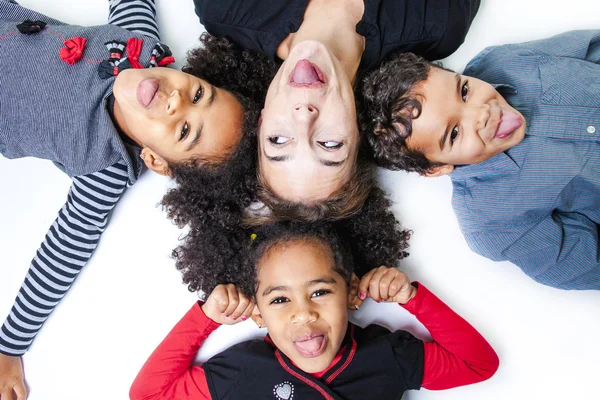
347, 273, 363, 310
422, 164, 454, 177
140, 148, 170, 176
250, 304, 265, 329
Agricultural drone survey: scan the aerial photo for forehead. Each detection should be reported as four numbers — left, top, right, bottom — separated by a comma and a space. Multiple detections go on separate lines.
260, 158, 352, 202
406, 68, 460, 152
257, 239, 335, 282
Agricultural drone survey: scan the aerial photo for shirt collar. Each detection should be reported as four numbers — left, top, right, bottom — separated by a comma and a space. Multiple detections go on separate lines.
491, 83, 518, 95
450, 151, 520, 180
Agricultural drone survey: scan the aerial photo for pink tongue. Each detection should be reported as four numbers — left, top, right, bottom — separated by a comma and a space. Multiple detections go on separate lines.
291, 60, 320, 84
496, 109, 522, 139
295, 336, 324, 354
138, 79, 158, 107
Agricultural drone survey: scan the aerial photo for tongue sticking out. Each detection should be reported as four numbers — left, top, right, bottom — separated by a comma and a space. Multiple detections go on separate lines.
137, 79, 158, 108
496, 109, 522, 139
291, 60, 321, 85
294, 335, 325, 356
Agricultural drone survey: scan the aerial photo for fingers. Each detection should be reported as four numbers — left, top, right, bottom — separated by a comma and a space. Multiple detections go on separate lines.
366, 267, 390, 302
388, 273, 409, 299
359, 266, 409, 303
14, 382, 27, 400
1, 389, 14, 400
222, 284, 240, 317
242, 301, 255, 321
357, 268, 376, 300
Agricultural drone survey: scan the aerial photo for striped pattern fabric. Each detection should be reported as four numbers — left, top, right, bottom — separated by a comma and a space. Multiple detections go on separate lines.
0, 0, 159, 356
108, 0, 159, 41
450, 30, 600, 290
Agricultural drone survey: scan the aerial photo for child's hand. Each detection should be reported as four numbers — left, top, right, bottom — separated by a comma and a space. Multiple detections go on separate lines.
201, 284, 255, 325
0, 353, 27, 400
358, 266, 417, 305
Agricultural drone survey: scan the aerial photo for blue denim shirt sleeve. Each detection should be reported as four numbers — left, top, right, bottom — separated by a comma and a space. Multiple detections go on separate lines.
464, 213, 600, 290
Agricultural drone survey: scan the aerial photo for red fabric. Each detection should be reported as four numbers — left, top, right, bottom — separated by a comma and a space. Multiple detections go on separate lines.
157, 55, 175, 67
130, 286, 499, 400
401, 283, 499, 390
129, 303, 217, 400
59, 37, 86, 65
126, 37, 144, 68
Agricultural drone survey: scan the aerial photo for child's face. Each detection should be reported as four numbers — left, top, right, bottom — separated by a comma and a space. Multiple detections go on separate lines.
113, 68, 244, 174
406, 67, 526, 174
253, 239, 350, 373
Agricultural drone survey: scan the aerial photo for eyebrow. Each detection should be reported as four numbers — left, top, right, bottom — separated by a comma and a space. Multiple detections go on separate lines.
438, 73, 463, 151
262, 148, 347, 167
208, 85, 216, 106
261, 277, 338, 297
186, 126, 202, 152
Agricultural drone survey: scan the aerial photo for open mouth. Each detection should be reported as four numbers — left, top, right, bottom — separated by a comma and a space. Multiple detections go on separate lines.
136, 78, 159, 108
494, 108, 522, 140
289, 60, 326, 88
293, 333, 328, 358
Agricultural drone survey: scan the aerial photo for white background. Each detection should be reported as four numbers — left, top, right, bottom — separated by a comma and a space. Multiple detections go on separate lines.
1, 0, 599, 399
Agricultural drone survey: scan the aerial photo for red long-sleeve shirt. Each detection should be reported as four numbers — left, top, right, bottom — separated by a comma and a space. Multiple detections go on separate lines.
130, 284, 499, 399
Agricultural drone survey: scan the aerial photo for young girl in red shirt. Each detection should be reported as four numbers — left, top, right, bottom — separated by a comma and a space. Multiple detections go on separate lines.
130, 222, 499, 400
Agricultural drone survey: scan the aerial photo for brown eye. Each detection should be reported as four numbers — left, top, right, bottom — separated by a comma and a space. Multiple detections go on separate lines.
461, 82, 469, 101
268, 136, 290, 145
193, 87, 203, 104
180, 122, 189, 140
450, 126, 459, 145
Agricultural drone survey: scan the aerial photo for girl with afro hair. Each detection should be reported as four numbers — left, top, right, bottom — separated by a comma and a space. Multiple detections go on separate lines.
130, 219, 498, 400
0, 0, 276, 395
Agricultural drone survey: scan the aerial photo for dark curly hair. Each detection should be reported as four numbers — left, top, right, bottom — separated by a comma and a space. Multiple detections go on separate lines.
170, 185, 411, 298
162, 34, 277, 234
358, 52, 449, 174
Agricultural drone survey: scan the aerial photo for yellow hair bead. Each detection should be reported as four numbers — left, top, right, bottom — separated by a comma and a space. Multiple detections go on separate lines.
250, 233, 257, 241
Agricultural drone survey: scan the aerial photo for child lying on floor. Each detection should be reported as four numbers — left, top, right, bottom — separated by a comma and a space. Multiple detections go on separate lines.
360, 30, 600, 290
130, 222, 498, 399
0, 0, 272, 396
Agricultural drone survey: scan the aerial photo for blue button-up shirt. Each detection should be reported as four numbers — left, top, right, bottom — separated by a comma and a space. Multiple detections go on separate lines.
450, 30, 600, 290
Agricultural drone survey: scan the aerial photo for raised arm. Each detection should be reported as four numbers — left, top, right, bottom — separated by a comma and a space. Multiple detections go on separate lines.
401, 283, 499, 390
108, 0, 159, 40
130, 284, 254, 400
356, 266, 498, 391
0, 162, 129, 398
129, 303, 216, 400
466, 211, 600, 290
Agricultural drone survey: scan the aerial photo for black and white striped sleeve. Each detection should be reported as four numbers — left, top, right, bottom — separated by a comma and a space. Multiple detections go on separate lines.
108, 0, 160, 41
0, 162, 130, 356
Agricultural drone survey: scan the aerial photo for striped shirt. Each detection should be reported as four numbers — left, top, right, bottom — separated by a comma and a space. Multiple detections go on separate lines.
450, 30, 600, 290
0, 0, 160, 356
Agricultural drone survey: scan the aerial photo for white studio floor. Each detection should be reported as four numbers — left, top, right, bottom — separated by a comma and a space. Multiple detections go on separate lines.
1, 1, 599, 399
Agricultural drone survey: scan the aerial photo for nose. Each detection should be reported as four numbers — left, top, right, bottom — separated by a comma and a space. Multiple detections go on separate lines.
291, 300, 318, 326
166, 90, 183, 115
466, 103, 490, 132
292, 104, 319, 129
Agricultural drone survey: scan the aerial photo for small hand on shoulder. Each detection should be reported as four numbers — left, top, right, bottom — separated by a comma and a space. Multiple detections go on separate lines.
350, 266, 417, 309
201, 284, 255, 325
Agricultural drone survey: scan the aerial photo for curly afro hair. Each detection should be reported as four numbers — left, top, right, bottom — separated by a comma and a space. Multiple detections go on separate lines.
170, 186, 411, 298
183, 33, 276, 102
161, 34, 277, 238
358, 52, 447, 174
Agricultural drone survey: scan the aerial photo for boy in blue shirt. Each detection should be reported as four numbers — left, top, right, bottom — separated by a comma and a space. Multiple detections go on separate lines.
359, 30, 599, 290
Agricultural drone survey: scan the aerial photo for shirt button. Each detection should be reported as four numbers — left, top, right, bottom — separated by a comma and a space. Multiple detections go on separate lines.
587, 125, 596, 134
